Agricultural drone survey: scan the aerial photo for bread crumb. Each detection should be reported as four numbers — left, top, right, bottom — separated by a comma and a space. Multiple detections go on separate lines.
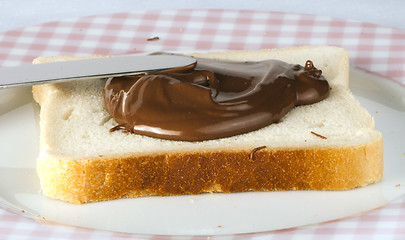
311, 131, 327, 139
21, 210, 25, 213
147, 36, 159, 41
396, 184, 401, 187
376, 111, 379, 114
190, 198, 194, 202
217, 225, 222, 228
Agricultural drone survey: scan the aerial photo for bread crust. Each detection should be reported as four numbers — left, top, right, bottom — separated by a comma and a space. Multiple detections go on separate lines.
37, 135, 383, 204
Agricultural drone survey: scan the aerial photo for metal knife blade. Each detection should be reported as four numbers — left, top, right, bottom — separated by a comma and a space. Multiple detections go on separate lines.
0, 54, 196, 88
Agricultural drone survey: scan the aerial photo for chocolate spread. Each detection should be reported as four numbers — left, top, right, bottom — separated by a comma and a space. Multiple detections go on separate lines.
103, 56, 330, 141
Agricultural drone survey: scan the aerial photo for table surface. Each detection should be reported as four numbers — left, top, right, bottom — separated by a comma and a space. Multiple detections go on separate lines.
1, 0, 405, 32
1, 1, 405, 240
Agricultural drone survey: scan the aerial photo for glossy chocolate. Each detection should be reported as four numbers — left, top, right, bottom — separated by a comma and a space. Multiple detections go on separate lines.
103, 56, 330, 141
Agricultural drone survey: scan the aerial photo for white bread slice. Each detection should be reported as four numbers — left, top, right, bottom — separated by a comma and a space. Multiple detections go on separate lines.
32, 46, 383, 204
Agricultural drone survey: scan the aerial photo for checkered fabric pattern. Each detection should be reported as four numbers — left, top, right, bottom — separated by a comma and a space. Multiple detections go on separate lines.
0, 9, 404, 240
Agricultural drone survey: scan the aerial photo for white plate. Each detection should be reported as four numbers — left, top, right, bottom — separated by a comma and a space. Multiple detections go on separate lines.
0, 68, 404, 236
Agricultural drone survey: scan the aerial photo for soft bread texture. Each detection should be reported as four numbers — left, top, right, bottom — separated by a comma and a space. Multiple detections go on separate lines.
32, 46, 383, 204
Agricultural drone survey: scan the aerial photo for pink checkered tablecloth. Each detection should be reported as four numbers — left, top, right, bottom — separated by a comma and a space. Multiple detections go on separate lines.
0, 9, 405, 240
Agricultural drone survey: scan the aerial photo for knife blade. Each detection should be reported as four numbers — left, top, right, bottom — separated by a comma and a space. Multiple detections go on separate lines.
0, 54, 196, 88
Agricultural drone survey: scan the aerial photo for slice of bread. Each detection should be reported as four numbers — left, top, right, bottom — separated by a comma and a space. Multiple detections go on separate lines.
32, 46, 383, 204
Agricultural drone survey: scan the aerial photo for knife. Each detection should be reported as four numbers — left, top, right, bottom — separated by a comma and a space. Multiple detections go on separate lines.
0, 54, 196, 88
